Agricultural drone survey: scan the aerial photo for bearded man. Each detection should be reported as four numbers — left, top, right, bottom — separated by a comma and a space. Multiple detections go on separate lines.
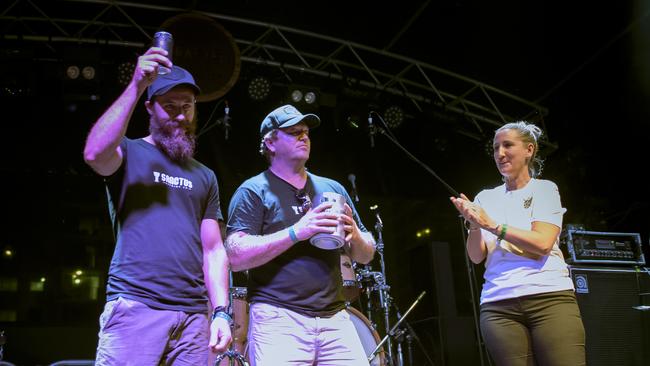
83, 47, 231, 365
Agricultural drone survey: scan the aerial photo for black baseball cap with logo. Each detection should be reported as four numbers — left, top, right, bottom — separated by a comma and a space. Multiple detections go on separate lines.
147, 65, 201, 100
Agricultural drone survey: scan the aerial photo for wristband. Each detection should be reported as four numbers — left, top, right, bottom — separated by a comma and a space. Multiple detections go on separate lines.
211, 306, 233, 325
288, 226, 299, 243
212, 311, 233, 325
498, 224, 508, 241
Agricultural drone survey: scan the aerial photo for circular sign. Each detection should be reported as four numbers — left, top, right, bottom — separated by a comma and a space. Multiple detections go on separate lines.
161, 13, 241, 102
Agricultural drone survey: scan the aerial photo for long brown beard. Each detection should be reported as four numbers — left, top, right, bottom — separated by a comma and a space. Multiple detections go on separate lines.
150, 116, 197, 163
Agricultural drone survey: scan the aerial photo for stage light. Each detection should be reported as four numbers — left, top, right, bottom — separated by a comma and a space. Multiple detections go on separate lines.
82, 66, 96, 80
290, 89, 303, 103
384, 105, 405, 129
248, 76, 271, 101
117, 61, 135, 86
30, 280, 44, 292
304, 91, 317, 104
66, 65, 80, 79
287, 86, 321, 109
347, 115, 360, 129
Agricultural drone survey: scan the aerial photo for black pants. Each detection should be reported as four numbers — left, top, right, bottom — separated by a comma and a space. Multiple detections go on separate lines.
480, 290, 586, 366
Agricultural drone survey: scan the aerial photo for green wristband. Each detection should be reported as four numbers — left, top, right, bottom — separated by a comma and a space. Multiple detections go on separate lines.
498, 224, 508, 240
288, 226, 299, 243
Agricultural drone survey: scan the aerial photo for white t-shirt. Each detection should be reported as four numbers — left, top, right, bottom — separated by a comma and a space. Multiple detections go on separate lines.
475, 178, 574, 304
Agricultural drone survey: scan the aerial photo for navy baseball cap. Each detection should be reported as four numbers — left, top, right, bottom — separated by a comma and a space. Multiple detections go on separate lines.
260, 104, 320, 137
147, 65, 201, 100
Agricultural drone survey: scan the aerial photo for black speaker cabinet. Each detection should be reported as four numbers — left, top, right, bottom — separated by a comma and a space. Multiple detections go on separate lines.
569, 265, 650, 366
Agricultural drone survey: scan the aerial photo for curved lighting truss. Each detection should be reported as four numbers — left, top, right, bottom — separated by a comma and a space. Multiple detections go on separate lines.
0, 0, 555, 149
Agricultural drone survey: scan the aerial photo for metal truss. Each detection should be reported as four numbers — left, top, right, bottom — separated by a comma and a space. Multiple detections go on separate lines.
0, 0, 555, 148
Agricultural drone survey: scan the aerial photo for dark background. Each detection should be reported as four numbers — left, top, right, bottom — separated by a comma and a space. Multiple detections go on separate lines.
1, 1, 649, 365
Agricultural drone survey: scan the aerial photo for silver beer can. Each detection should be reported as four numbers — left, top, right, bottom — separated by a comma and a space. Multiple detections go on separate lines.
152, 31, 173, 75
310, 192, 346, 250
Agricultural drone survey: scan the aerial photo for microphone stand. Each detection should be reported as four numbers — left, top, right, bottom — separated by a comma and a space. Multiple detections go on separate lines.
213, 349, 248, 366
369, 291, 426, 364
223, 116, 231, 141
369, 112, 458, 197
198, 100, 231, 140
371, 206, 395, 365
223, 102, 231, 141
392, 302, 437, 366
0, 330, 5, 362
370, 112, 492, 365
458, 215, 488, 366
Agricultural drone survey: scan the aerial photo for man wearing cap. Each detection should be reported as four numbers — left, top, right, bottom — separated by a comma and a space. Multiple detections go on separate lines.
225, 104, 376, 365
83, 46, 231, 365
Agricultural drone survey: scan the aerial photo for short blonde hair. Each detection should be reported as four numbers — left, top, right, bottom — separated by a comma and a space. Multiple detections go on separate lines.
495, 121, 544, 178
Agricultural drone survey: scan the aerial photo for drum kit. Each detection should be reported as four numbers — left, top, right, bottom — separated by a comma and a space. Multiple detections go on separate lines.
214, 262, 390, 366
215, 204, 425, 366
341, 253, 389, 366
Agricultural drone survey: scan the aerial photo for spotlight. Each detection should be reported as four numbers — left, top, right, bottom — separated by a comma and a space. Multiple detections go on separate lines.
304, 91, 317, 105
384, 105, 405, 129
287, 86, 320, 109
66, 65, 80, 79
82, 66, 96, 80
247, 76, 271, 101
117, 61, 135, 86
290, 89, 303, 103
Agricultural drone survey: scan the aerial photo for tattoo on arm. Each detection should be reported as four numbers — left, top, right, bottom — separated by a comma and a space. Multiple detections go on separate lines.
224, 235, 240, 256
225, 232, 264, 258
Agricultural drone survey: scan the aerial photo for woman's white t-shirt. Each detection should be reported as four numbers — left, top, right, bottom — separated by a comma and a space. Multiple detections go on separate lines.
475, 178, 574, 305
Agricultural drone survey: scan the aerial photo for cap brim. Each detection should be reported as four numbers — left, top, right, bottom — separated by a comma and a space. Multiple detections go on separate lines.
151, 82, 201, 99
278, 114, 321, 129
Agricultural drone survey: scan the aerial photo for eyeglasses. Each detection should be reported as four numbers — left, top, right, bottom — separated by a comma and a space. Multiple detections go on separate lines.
295, 190, 312, 212
281, 128, 310, 138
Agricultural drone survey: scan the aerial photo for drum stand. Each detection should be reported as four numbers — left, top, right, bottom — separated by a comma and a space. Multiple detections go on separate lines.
368, 291, 427, 365
214, 271, 249, 366
214, 350, 248, 366
362, 207, 434, 366
392, 302, 437, 366
370, 206, 395, 365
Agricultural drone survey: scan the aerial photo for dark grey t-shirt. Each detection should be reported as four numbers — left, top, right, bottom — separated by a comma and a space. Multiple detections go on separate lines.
226, 170, 368, 317
104, 137, 223, 312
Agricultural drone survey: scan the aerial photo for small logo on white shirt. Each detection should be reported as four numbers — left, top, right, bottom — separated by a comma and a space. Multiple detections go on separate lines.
523, 196, 533, 209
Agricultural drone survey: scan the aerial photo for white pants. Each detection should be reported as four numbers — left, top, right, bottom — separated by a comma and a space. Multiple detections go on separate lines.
247, 302, 369, 366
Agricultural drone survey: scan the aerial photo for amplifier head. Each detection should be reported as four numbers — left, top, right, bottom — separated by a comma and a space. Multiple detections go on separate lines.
561, 230, 645, 266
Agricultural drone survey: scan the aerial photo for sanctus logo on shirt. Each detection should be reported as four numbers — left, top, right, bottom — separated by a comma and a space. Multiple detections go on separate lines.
152, 171, 193, 190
